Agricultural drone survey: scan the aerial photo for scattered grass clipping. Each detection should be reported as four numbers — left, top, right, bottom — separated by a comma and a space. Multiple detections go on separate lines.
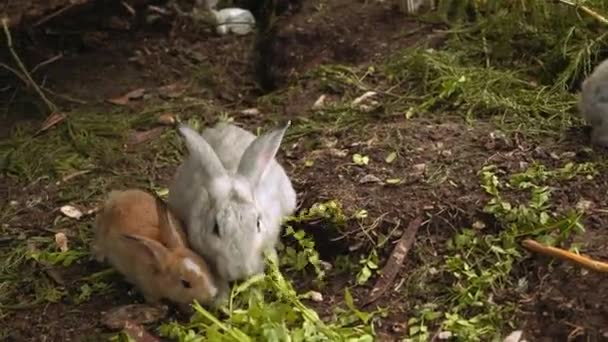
383, 47, 577, 133
406, 161, 593, 341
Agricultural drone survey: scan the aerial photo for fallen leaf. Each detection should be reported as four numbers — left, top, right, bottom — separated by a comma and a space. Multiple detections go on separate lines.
35, 112, 66, 136
155, 188, 169, 198
472, 220, 486, 230
438, 331, 453, 339
123, 320, 160, 342
576, 199, 594, 213
352, 91, 377, 106
327, 148, 348, 157
312, 94, 326, 109
55, 232, 68, 252
359, 174, 382, 184
157, 82, 186, 99
503, 330, 524, 342
157, 113, 176, 126
309, 291, 323, 302
127, 127, 166, 146
60, 205, 83, 219
102, 304, 168, 330
107, 88, 146, 105
385, 178, 402, 185
319, 260, 333, 271
412, 163, 427, 174
241, 108, 260, 116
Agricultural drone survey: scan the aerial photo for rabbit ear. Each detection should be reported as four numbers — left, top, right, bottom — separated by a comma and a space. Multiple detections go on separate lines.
237, 121, 290, 187
122, 234, 170, 271
154, 197, 187, 249
177, 124, 227, 183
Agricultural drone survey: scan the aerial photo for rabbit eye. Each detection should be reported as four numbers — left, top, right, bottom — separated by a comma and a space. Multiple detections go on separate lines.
181, 279, 192, 288
212, 220, 220, 237
256, 216, 261, 232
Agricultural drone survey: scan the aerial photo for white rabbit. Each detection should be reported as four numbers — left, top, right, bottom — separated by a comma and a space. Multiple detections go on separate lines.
168, 121, 296, 287
579, 58, 608, 147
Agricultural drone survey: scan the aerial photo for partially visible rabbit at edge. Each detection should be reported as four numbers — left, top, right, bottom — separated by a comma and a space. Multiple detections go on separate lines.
92, 189, 220, 311
579, 58, 608, 147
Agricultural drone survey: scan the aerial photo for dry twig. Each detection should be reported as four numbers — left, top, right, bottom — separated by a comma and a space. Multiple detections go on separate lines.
556, 0, 608, 25
1, 18, 58, 113
364, 216, 424, 306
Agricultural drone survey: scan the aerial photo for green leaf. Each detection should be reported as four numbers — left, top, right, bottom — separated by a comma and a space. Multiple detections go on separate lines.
353, 154, 369, 166
385, 152, 397, 163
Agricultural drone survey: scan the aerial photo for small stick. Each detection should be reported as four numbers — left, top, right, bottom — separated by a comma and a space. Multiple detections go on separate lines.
2, 18, 58, 113
364, 216, 424, 306
522, 239, 608, 273
33, 0, 86, 27
556, 0, 608, 25
31, 53, 63, 74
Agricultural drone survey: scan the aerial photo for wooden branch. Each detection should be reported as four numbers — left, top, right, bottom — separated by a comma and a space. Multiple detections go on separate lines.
522, 239, 608, 273
364, 216, 424, 306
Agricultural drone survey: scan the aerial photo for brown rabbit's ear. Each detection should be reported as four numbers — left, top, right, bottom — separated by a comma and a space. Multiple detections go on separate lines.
154, 197, 187, 249
122, 234, 170, 271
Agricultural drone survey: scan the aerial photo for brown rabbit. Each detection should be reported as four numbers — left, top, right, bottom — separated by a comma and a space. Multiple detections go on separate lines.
92, 189, 218, 310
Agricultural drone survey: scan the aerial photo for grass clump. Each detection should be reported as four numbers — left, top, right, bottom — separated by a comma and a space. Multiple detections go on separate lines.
405, 161, 594, 341
430, 0, 608, 90
383, 48, 577, 133
0, 109, 133, 181
158, 254, 378, 342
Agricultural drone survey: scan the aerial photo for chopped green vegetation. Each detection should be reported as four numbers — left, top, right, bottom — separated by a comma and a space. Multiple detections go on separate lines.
158, 254, 379, 342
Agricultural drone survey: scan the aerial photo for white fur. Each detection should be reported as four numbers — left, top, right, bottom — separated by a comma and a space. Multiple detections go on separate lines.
168, 122, 297, 283
183, 258, 204, 276
579, 58, 608, 147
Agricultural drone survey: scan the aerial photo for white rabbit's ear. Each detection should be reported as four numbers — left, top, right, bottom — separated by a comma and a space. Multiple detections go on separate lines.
237, 121, 290, 186
177, 124, 227, 182
122, 234, 170, 271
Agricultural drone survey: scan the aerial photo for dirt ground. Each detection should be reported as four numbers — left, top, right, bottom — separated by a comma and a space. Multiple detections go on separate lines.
2, 0, 608, 341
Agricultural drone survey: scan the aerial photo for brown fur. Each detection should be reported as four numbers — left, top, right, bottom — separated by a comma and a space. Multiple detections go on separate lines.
92, 189, 218, 308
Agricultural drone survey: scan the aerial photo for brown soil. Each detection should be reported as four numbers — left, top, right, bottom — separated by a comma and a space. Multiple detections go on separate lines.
2, 0, 608, 341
